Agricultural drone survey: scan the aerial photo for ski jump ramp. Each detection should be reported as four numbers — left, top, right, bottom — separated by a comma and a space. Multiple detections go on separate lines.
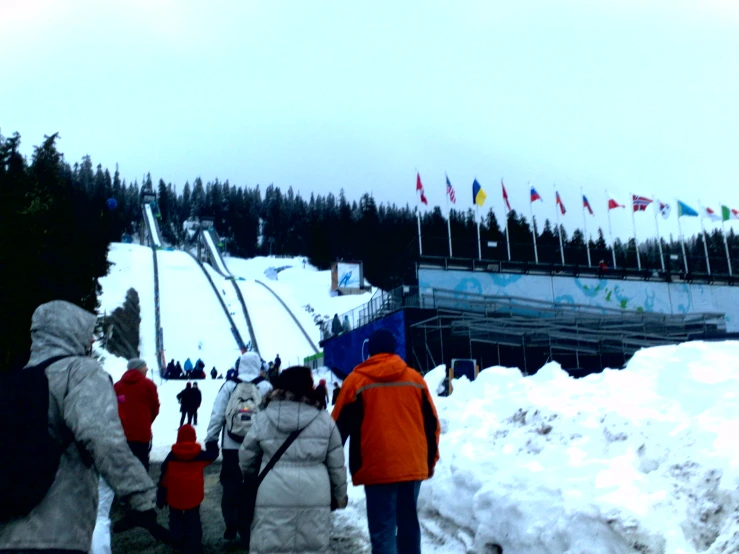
143, 204, 163, 248
202, 229, 232, 277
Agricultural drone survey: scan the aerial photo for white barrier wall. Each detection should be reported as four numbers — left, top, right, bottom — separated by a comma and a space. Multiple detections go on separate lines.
418, 269, 739, 332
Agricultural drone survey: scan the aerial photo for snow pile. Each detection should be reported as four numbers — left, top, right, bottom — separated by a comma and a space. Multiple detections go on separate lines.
422, 341, 739, 554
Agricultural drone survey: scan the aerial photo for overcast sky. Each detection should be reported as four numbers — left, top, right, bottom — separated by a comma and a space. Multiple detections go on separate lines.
2, 0, 738, 240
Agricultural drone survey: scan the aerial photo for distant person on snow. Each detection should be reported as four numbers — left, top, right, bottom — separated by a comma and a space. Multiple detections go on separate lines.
598, 259, 608, 277
343, 315, 352, 333
332, 329, 440, 554
239, 366, 347, 553
184, 358, 194, 375
331, 314, 342, 336
273, 354, 282, 372
314, 379, 329, 410
210, 367, 218, 380
191, 383, 202, 425
157, 424, 218, 554
166, 359, 175, 380
174, 361, 184, 379
331, 382, 341, 406
115, 358, 161, 472
205, 352, 273, 542
177, 383, 196, 427
0, 301, 165, 553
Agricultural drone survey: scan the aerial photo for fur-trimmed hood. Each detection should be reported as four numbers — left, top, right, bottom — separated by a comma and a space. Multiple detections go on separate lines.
262, 389, 323, 433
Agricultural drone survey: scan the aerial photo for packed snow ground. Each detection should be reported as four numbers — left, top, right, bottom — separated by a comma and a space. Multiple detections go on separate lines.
99, 243, 739, 553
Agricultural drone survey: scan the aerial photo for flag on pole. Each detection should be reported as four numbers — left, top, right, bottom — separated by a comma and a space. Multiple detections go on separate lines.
583, 195, 593, 215
677, 200, 698, 217
530, 186, 542, 202
632, 195, 653, 212
658, 201, 671, 219
445, 175, 456, 204
702, 206, 721, 222
501, 179, 511, 212
556, 191, 566, 215
608, 198, 625, 210
472, 179, 487, 207
722, 205, 739, 221
416, 172, 428, 205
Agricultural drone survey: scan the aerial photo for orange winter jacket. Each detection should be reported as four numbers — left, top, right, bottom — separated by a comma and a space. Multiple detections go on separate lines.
332, 353, 440, 486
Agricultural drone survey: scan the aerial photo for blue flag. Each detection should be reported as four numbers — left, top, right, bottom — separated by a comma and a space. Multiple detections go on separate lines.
677, 200, 698, 217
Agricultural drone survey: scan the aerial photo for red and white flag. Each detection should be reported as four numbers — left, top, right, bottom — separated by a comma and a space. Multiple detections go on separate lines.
556, 191, 566, 215
416, 173, 428, 205
445, 174, 456, 204
501, 179, 511, 212
632, 195, 653, 212
608, 198, 625, 210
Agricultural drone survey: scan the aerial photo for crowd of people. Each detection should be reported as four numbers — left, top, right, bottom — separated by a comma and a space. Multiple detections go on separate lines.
0, 300, 441, 554
163, 358, 214, 380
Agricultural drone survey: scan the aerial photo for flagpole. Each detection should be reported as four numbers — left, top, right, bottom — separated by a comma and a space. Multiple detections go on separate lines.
416, 170, 423, 257
630, 192, 642, 271
476, 204, 482, 260
503, 180, 511, 261
445, 177, 453, 258
722, 216, 733, 276
554, 184, 565, 265
606, 190, 617, 269
581, 186, 591, 267
653, 193, 665, 272
677, 198, 689, 274
529, 182, 539, 264
699, 209, 712, 274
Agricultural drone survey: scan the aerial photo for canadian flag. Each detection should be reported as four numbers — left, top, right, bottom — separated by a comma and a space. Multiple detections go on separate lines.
608, 198, 625, 210
416, 173, 428, 205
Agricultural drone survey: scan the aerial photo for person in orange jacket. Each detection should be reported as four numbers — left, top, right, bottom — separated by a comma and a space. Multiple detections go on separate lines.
332, 329, 440, 554
114, 358, 160, 471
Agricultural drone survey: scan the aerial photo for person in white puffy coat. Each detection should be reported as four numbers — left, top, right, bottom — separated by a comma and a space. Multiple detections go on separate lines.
239, 366, 348, 554
205, 351, 273, 540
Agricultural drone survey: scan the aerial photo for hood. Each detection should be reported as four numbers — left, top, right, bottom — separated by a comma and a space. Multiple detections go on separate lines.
27, 300, 96, 367
120, 369, 145, 384
172, 425, 201, 459
237, 352, 262, 382
354, 353, 407, 383
264, 393, 321, 433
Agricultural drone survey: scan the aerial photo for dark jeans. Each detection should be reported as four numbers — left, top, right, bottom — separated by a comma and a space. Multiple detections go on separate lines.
179, 410, 197, 426
365, 480, 422, 554
169, 506, 202, 554
128, 440, 150, 472
220, 450, 245, 535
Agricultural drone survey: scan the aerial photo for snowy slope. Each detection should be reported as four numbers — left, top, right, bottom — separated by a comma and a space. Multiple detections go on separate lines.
98, 243, 157, 363
156, 249, 242, 373
224, 255, 373, 344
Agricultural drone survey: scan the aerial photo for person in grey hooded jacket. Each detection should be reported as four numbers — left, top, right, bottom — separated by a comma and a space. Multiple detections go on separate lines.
205, 351, 273, 541
0, 300, 160, 554
239, 366, 348, 554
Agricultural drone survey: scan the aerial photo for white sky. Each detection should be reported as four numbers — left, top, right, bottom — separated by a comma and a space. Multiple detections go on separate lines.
2, 0, 738, 240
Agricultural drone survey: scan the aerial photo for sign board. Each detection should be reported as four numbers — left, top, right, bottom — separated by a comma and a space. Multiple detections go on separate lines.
331, 262, 365, 292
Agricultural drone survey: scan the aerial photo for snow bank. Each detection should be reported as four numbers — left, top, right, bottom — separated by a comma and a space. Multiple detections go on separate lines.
422, 341, 739, 554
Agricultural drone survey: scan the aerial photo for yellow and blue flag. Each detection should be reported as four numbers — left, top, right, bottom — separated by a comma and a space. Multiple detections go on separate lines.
472, 179, 487, 207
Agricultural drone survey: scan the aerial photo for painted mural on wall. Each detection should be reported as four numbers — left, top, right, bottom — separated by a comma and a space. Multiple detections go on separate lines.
419, 269, 739, 332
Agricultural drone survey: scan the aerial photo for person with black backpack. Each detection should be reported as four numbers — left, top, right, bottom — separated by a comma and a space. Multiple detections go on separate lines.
0, 300, 167, 553
205, 351, 273, 543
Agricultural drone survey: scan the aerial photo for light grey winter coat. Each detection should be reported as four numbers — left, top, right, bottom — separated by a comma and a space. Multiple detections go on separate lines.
239, 391, 348, 554
205, 351, 273, 451
0, 300, 156, 552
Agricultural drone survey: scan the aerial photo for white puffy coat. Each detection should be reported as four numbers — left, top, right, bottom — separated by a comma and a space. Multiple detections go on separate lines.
239, 391, 348, 554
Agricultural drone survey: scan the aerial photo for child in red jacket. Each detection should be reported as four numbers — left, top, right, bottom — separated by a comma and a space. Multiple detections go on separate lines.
157, 425, 218, 554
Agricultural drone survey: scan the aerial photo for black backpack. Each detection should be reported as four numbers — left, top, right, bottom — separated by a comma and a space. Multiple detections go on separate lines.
0, 355, 73, 521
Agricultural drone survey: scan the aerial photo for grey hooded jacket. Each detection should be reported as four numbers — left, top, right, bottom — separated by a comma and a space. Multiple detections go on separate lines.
0, 301, 156, 552
239, 392, 348, 554
206, 351, 273, 451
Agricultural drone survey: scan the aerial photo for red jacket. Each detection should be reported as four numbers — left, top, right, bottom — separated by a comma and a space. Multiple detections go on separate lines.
114, 369, 160, 443
159, 425, 217, 510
